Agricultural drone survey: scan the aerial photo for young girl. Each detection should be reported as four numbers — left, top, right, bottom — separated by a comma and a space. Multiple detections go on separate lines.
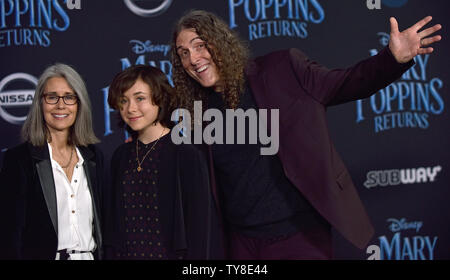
105, 65, 223, 260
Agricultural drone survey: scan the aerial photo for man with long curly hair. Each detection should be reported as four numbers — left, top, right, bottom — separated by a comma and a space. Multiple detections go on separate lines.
170, 10, 442, 259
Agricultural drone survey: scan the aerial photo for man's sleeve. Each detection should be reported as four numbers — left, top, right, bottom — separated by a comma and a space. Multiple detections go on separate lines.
288, 46, 414, 106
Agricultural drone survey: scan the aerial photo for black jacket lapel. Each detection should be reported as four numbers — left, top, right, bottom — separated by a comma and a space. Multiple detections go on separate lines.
79, 146, 103, 259
30, 144, 58, 236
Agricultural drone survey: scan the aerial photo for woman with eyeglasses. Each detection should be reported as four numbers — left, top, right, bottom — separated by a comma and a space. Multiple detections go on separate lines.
0, 63, 105, 260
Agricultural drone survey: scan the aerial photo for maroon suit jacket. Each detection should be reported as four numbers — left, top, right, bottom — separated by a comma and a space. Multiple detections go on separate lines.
232, 46, 413, 249
237, 47, 414, 249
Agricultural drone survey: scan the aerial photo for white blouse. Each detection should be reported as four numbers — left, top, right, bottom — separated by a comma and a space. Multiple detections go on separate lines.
48, 143, 96, 260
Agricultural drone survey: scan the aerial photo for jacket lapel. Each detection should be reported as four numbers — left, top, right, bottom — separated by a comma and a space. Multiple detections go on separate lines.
30, 144, 58, 236
245, 60, 269, 108
78, 146, 103, 257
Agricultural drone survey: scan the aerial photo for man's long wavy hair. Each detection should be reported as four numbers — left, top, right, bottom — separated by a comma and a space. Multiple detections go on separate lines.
171, 10, 249, 117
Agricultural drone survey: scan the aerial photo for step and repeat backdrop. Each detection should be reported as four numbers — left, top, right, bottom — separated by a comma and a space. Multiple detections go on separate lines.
1, 0, 449, 259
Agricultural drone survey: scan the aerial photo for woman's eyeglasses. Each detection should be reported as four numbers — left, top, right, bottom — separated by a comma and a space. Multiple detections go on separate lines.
43, 94, 78, 105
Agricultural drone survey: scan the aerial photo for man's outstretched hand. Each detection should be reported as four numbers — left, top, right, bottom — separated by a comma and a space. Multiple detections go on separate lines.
389, 16, 442, 63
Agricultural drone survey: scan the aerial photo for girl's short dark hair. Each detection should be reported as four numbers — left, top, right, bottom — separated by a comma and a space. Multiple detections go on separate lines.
108, 65, 176, 135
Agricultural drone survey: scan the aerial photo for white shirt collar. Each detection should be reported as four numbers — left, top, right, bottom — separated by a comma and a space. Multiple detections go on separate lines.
47, 142, 84, 169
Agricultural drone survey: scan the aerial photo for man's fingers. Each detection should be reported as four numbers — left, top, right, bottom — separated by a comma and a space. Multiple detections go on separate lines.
418, 47, 434, 55
418, 24, 442, 39
390, 17, 399, 35
412, 16, 433, 32
421, 35, 442, 47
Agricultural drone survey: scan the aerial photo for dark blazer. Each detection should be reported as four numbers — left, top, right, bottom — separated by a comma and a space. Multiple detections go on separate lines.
0, 142, 104, 259
208, 47, 413, 249
104, 140, 224, 259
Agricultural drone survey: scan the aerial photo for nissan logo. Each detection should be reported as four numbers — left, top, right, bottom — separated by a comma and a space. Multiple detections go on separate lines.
0, 73, 37, 125
124, 0, 173, 17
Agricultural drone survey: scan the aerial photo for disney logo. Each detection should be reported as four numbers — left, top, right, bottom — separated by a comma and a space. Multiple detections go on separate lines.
387, 218, 423, 233
377, 32, 390, 47
130, 40, 171, 56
